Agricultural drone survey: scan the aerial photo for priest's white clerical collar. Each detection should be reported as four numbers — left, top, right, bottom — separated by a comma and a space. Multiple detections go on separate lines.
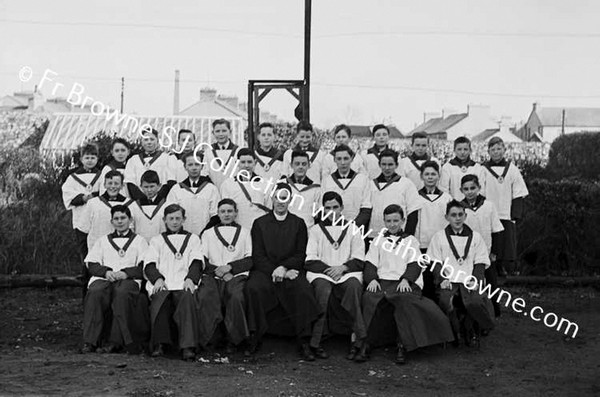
273, 212, 288, 221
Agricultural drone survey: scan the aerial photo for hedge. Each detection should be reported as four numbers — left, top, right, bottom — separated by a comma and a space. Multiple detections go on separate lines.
546, 132, 600, 180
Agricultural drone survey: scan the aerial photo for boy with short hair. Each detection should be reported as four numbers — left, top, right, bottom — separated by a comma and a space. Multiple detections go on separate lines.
83, 170, 134, 251
369, 149, 421, 237
321, 125, 366, 178
124, 127, 175, 200
460, 174, 504, 316
144, 204, 203, 361
482, 137, 529, 275
361, 205, 454, 364
440, 136, 485, 201
305, 192, 366, 360
285, 150, 321, 229
321, 145, 372, 229
415, 160, 453, 299
100, 138, 130, 197
203, 119, 240, 188
169, 129, 196, 183
282, 121, 325, 183
196, 199, 253, 352
220, 149, 271, 230
399, 132, 439, 189
62, 143, 102, 261
82, 205, 149, 354
254, 122, 285, 180
130, 170, 169, 242
166, 151, 220, 235
427, 200, 495, 346
361, 124, 399, 180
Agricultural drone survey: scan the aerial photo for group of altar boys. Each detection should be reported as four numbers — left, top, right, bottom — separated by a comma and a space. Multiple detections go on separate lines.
61, 119, 528, 364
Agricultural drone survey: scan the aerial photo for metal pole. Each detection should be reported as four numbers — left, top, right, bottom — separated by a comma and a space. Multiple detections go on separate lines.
248, 82, 254, 150
304, 0, 311, 123
120, 77, 124, 113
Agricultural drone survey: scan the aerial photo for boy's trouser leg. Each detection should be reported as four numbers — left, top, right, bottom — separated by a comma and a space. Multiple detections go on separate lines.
109, 279, 140, 346
195, 276, 223, 347
485, 263, 501, 317
83, 280, 112, 345
172, 290, 199, 349
362, 289, 386, 333
75, 229, 90, 298
335, 278, 367, 341
150, 291, 174, 347
459, 285, 495, 331
223, 276, 249, 345
498, 220, 518, 274
310, 278, 333, 348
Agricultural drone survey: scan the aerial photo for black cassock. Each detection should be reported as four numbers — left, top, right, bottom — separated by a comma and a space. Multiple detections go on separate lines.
246, 212, 321, 340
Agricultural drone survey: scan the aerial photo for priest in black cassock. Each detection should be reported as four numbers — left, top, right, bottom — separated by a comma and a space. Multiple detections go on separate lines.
246, 182, 321, 360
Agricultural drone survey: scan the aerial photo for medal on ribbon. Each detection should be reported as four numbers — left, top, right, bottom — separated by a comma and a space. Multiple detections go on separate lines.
318, 223, 348, 251
484, 160, 511, 186
214, 224, 242, 253
444, 226, 473, 266
108, 232, 136, 259
162, 233, 192, 262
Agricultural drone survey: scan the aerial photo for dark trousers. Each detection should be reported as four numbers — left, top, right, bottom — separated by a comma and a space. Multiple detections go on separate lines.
82, 279, 149, 348
75, 229, 89, 297
420, 248, 436, 300
245, 271, 320, 341
150, 290, 199, 350
196, 275, 249, 346
310, 277, 367, 347
485, 263, 501, 317
438, 283, 495, 336
497, 220, 518, 273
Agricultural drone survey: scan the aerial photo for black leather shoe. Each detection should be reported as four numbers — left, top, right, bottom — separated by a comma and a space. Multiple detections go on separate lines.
244, 336, 260, 357
395, 344, 406, 365
225, 342, 236, 355
151, 343, 165, 357
346, 345, 359, 361
311, 346, 329, 359
182, 347, 196, 361
98, 343, 121, 354
81, 343, 96, 354
299, 343, 315, 361
353, 343, 369, 363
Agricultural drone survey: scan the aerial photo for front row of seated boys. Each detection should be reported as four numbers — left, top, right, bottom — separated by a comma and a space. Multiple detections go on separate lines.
82, 183, 495, 365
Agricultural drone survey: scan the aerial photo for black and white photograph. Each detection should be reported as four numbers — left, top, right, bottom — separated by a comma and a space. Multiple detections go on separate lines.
0, 1, 598, 396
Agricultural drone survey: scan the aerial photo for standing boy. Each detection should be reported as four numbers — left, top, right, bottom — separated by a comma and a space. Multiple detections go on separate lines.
254, 122, 285, 181
169, 129, 196, 183
100, 138, 130, 197
144, 204, 203, 361
399, 132, 439, 189
285, 150, 321, 229
202, 119, 240, 188
361, 124, 399, 180
130, 170, 169, 242
282, 121, 325, 183
321, 125, 366, 178
440, 136, 485, 201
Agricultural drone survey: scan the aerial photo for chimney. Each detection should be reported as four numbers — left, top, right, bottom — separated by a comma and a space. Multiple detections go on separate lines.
173, 70, 180, 115
200, 87, 217, 102
532, 102, 538, 112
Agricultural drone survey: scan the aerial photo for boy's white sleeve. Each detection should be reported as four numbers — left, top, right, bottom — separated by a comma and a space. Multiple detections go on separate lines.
124, 158, 136, 185
350, 231, 366, 261
473, 233, 491, 268
512, 165, 529, 198
61, 176, 81, 210
209, 184, 220, 217
364, 240, 379, 267
360, 176, 372, 209
490, 204, 504, 233
305, 226, 321, 262
243, 228, 252, 258
80, 200, 93, 233
405, 180, 423, 214
439, 164, 451, 194
84, 238, 104, 265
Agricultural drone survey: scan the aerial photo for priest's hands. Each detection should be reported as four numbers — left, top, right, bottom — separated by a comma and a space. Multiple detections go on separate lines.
440, 279, 452, 290
325, 265, 347, 282
397, 278, 412, 293
366, 280, 381, 293
153, 278, 168, 294
272, 266, 287, 283
215, 265, 232, 278
284, 269, 299, 280
183, 278, 196, 293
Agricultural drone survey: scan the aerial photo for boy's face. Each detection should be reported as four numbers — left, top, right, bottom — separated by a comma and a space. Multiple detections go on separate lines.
454, 143, 471, 160
446, 206, 466, 230
238, 155, 255, 173
218, 204, 237, 224
379, 156, 397, 177
273, 189, 291, 215
421, 167, 440, 187
488, 142, 505, 162
412, 138, 428, 157
142, 133, 159, 153
373, 128, 389, 147
334, 150, 352, 173
111, 143, 129, 163
178, 133, 195, 152
105, 176, 123, 196
460, 180, 480, 201
184, 157, 203, 178
111, 211, 131, 232
258, 127, 275, 149
81, 154, 98, 170
334, 130, 350, 146
164, 210, 185, 232
213, 123, 231, 144
291, 156, 309, 178
383, 212, 404, 234
140, 181, 160, 198
323, 199, 343, 218
297, 130, 313, 148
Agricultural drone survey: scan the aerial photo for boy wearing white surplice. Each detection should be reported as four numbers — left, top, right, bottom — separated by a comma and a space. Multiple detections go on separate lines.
286, 150, 321, 229
130, 170, 169, 242
202, 119, 240, 189
427, 200, 495, 347
166, 151, 220, 235
144, 204, 203, 361
439, 136, 485, 201
196, 199, 253, 353
254, 122, 285, 181
82, 205, 149, 354
398, 132, 440, 190
305, 192, 366, 360
361, 205, 454, 365
282, 121, 325, 184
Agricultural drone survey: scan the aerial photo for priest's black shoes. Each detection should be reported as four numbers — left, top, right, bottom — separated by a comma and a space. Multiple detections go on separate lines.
395, 344, 406, 365
299, 343, 315, 361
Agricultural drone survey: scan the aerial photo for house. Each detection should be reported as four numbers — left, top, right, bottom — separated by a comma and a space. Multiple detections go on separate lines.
472, 116, 522, 143
178, 87, 248, 120
408, 105, 497, 140
346, 125, 403, 138
519, 103, 600, 142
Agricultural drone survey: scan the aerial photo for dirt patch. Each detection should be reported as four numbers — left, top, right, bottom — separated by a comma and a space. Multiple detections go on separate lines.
0, 286, 598, 396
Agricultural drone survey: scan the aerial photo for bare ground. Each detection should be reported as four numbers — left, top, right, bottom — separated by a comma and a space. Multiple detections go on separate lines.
0, 286, 599, 397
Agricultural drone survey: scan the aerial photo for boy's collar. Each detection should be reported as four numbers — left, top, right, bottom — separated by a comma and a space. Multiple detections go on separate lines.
101, 192, 125, 201
165, 228, 188, 235
449, 157, 476, 167
446, 224, 472, 236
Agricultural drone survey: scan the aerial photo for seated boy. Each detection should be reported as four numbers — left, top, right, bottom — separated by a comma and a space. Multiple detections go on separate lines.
196, 199, 253, 352
144, 204, 203, 361
305, 192, 366, 360
427, 200, 495, 347
82, 205, 149, 354
166, 151, 220, 234
130, 170, 169, 242
460, 174, 504, 317
361, 205, 454, 364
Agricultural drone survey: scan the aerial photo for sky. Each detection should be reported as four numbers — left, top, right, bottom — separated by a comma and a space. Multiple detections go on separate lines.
2, 0, 600, 131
